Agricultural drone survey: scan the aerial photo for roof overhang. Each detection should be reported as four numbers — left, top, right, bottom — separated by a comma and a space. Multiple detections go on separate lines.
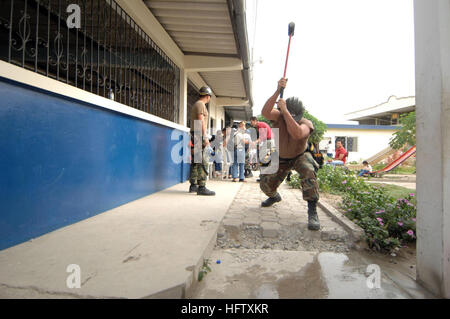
345, 96, 415, 121
144, 0, 253, 119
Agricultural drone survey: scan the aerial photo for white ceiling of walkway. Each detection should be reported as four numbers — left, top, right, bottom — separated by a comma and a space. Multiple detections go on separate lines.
144, 0, 251, 119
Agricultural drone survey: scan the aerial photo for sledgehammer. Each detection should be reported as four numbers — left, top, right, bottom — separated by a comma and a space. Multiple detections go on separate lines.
280, 22, 295, 99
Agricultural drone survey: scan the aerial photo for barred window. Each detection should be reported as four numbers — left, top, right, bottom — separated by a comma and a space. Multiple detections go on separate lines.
336, 136, 358, 152
0, 0, 180, 123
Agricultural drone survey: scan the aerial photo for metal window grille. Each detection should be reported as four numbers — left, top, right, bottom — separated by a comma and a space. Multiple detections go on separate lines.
186, 80, 198, 130
0, 0, 180, 123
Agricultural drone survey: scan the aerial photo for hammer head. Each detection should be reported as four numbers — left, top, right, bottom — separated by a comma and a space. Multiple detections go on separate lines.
288, 22, 295, 36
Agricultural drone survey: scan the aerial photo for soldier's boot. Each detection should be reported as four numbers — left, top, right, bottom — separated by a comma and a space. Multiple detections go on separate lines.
261, 193, 282, 207
197, 186, 216, 196
189, 184, 198, 193
307, 200, 321, 231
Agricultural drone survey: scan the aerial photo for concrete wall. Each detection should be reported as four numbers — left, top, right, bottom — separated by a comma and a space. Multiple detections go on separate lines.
323, 128, 397, 163
0, 77, 190, 250
414, 0, 450, 298
0, 0, 231, 250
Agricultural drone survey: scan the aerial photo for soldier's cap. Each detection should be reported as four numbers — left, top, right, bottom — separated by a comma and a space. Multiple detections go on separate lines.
286, 97, 305, 122
199, 86, 213, 96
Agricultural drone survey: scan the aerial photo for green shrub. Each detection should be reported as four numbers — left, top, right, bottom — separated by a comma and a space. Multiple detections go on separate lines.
287, 166, 416, 252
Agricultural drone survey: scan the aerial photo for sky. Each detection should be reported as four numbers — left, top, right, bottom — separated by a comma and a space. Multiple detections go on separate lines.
245, 0, 416, 124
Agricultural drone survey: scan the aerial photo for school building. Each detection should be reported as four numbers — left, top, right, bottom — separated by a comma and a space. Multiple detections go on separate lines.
321, 96, 415, 162
0, 0, 253, 250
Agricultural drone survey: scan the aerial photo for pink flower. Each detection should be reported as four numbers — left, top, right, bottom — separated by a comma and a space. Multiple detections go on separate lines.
342, 180, 347, 184
397, 222, 404, 226
409, 193, 415, 197
376, 217, 384, 226
407, 230, 415, 237
412, 218, 416, 222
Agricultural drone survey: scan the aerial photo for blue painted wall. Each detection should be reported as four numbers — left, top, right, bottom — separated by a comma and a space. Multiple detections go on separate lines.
0, 78, 189, 250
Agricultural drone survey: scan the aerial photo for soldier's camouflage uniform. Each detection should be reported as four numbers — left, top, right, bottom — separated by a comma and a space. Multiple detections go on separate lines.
189, 133, 208, 187
260, 151, 320, 201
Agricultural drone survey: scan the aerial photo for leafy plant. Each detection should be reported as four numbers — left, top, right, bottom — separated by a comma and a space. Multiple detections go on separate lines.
198, 259, 212, 282
287, 166, 416, 252
256, 110, 327, 145
257, 114, 273, 127
389, 111, 416, 150
303, 110, 327, 145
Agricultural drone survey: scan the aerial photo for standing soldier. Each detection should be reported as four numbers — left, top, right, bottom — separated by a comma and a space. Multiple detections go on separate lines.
259, 78, 321, 230
189, 86, 215, 196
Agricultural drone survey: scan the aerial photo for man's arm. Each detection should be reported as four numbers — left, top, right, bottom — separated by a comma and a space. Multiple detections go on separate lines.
197, 113, 207, 136
278, 99, 313, 140
261, 78, 287, 121
196, 112, 210, 146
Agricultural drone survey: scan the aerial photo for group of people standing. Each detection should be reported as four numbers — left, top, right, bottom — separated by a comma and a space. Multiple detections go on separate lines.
210, 117, 273, 183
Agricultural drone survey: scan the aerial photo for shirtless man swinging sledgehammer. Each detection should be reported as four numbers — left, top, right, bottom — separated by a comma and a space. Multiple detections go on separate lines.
259, 78, 321, 230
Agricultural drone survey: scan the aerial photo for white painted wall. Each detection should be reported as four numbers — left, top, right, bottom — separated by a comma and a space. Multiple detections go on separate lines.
414, 0, 450, 298
322, 128, 397, 163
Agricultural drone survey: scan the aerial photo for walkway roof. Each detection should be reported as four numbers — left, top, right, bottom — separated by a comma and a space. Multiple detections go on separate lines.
144, 0, 253, 120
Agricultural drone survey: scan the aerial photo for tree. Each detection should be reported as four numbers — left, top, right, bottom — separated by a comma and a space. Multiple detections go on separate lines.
303, 110, 327, 145
389, 111, 416, 150
256, 111, 327, 145
257, 114, 272, 127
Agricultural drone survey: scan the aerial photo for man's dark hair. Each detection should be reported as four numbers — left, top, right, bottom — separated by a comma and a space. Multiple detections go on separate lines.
363, 161, 369, 165
250, 116, 257, 121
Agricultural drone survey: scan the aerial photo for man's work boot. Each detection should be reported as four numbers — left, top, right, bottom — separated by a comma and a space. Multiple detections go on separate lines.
197, 186, 216, 196
307, 200, 321, 230
261, 193, 282, 207
189, 184, 198, 193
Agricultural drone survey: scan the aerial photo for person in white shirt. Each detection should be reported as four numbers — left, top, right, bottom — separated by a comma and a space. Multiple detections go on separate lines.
326, 140, 334, 158
358, 161, 373, 177
231, 121, 250, 182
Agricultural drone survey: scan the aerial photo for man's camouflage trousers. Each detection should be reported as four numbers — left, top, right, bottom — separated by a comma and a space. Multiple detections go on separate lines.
260, 151, 320, 202
189, 132, 208, 187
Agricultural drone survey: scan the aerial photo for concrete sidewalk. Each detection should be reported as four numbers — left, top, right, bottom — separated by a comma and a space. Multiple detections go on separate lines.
0, 180, 241, 299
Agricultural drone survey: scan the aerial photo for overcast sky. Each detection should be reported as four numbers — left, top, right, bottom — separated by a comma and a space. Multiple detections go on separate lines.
245, 0, 415, 124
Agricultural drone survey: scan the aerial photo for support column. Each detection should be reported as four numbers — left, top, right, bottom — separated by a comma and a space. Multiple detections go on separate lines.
414, 0, 450, 298
179, 69, 187, 126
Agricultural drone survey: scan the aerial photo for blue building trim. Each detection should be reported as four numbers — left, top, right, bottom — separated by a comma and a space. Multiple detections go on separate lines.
326, 124, 400, 130
0, 78, 189, 250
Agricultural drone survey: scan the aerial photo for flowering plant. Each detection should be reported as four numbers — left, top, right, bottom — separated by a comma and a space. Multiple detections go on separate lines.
288, 166, 416, 252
